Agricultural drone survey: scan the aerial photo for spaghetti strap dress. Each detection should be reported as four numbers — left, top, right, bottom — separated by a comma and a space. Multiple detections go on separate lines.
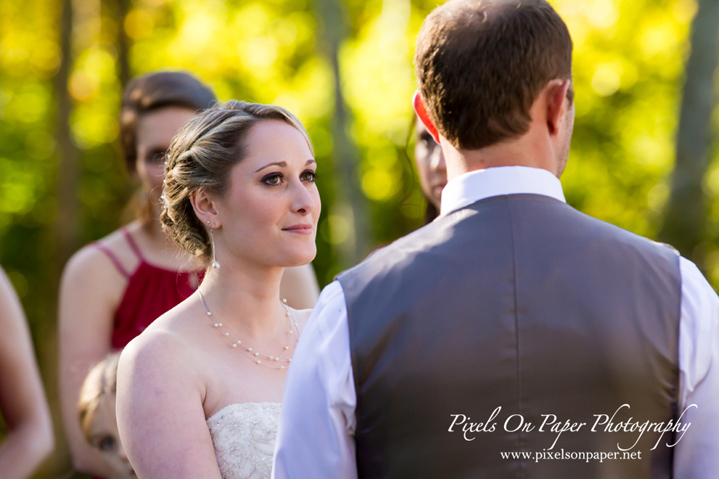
92, 226, 204, 349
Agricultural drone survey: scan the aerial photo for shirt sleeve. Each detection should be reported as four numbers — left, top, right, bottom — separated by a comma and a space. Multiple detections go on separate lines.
674, 257, 719, 478
272, 281, 358, 479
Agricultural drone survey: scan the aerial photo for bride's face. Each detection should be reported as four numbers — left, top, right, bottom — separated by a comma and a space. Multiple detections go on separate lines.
214, 120, 320, 268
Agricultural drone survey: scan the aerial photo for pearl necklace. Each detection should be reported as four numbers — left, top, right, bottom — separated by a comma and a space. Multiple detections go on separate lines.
198, 290, 299, 369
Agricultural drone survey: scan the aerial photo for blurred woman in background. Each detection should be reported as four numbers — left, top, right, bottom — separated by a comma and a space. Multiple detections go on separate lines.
59, 71, 319, 478
413, 116, 447, 224
0, 266, 54, 479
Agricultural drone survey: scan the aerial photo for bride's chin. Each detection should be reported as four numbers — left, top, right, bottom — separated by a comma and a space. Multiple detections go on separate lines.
279, 248, 317, 268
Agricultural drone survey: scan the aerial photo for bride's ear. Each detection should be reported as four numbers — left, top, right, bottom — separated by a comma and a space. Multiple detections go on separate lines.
190, 189, 221, 228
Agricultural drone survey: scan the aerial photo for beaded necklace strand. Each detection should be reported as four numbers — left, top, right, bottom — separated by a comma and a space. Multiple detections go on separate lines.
198, 290, 299, 369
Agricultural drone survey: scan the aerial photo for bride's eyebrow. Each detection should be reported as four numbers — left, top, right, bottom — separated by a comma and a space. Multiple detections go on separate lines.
254, 159, 316, 172
255, 161, 287, 173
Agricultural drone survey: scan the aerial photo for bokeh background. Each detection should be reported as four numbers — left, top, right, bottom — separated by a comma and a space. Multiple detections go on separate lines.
2, 0, 718, 476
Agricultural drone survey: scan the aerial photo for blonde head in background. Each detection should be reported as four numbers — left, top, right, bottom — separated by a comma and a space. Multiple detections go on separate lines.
78, 353, 135, 479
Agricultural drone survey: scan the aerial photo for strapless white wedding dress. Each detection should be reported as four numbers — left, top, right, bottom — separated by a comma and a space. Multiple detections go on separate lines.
206, 402, 282, 479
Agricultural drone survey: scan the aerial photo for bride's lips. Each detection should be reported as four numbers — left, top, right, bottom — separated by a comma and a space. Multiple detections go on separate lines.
282, 223, 313, 235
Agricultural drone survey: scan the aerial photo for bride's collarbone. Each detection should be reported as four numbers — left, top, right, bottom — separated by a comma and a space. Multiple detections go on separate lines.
159, 304, 293, 414
189, 307, 303, 365
196, 326, 290, 390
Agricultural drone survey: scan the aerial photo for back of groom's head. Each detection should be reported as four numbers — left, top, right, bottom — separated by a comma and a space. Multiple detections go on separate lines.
415, 0, 573, 151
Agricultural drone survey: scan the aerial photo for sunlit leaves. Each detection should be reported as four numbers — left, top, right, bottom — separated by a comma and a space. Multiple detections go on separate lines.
591, 64, 622, 97
124, 8, 155, 40
553, 0, 695, 242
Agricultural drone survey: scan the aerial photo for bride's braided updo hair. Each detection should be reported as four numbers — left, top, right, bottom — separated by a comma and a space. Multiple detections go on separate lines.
160, 100, 313, 267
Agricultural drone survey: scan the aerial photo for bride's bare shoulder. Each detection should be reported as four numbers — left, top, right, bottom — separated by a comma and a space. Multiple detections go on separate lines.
118, 302, 207, 389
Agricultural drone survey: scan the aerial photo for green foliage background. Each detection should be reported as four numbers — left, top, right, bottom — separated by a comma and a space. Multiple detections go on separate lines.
0, 0, 715, 476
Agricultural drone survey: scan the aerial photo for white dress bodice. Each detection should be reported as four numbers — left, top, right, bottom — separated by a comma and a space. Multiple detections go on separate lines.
206, 402, 281, 479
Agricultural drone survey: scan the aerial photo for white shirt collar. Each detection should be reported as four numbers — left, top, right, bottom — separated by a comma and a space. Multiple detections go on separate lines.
440, 166, 566, 216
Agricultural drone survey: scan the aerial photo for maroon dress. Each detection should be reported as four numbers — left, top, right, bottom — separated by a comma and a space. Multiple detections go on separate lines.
93, 226, 203, 349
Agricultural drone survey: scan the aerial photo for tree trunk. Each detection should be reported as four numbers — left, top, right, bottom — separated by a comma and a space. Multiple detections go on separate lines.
660, 0, 719, 268
38, 0, 82, 477
114, 0, 132, 87
314, 0, 374, 267
53, 0, 81, 269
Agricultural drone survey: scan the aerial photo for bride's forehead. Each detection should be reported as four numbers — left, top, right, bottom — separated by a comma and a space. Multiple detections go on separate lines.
241, 123, 313, 165
247, 121, 309, 148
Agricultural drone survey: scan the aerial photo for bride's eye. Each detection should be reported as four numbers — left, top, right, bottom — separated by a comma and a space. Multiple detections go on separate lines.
300, 170, 316, 182
262, 173, 283, 186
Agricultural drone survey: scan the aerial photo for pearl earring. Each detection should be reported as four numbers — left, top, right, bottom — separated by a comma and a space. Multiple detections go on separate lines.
209, 226, 220, 269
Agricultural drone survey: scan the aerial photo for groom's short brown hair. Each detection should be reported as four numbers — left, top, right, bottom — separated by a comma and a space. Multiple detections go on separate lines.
415, 0, 573, 150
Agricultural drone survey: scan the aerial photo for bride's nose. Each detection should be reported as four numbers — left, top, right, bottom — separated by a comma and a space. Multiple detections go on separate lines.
290, 181, 316, 215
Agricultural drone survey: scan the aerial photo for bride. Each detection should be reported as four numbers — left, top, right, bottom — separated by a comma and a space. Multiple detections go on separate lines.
116, 100, 320, 479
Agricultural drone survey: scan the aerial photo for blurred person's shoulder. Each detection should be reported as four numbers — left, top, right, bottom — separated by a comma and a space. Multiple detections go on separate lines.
61, 222, 146, 304
64, 222, 144, 281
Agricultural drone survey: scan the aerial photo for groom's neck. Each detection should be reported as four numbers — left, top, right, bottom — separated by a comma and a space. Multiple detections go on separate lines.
442, 127, 560, 181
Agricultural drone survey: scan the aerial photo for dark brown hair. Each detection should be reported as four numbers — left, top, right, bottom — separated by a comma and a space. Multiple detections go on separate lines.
415, 0, 573, 150
119, 71, 217, 173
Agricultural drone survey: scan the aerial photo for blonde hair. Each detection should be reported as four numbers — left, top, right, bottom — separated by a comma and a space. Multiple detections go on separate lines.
77, 353, 120, 443
160, 100, 313, 266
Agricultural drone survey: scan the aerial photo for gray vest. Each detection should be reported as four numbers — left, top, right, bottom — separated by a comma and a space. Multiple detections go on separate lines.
337, 194, 681, 479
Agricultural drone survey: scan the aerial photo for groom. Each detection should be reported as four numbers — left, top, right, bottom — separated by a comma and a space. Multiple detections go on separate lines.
273, 0, 719, 477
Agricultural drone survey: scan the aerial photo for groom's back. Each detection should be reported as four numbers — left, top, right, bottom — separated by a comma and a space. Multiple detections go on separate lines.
338, 195, 680, 479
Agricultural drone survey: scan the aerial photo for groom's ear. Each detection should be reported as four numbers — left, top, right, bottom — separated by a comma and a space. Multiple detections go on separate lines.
190, 189, 221, 228
413, 92, 441, 144
545, 79, 572, 137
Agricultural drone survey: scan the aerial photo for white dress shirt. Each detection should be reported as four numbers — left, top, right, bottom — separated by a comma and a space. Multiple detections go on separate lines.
273, 166, 719, 479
